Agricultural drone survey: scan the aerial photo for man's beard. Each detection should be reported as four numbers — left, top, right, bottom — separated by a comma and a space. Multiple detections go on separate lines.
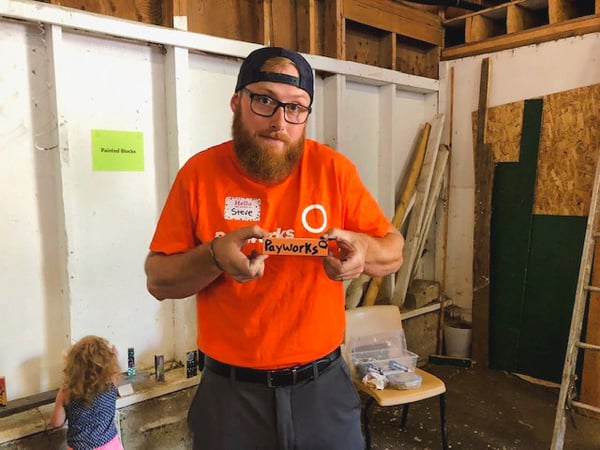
232, 109, 304, 185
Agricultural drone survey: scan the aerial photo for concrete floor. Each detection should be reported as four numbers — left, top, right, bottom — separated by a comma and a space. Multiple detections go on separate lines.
364, 364, 599, 450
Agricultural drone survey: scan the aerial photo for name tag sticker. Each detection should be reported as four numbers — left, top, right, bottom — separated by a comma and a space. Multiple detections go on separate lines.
263, 238, 330, 256
224, 197, 261, 221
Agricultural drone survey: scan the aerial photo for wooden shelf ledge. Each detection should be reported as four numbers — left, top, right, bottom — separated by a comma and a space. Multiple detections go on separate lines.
443, 0, 600, 57
442, 14, 600, 60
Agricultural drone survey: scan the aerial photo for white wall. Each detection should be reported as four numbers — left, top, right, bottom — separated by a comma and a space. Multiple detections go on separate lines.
0, 0, 438, 400
440, 33, 600, 315
0, 18, 67, 394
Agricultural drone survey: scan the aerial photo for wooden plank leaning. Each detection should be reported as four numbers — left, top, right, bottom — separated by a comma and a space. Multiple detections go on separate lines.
411, 145, 450, 282
472, 57, 492, 368
345, 122, 432, 308
391, 114, 445, 307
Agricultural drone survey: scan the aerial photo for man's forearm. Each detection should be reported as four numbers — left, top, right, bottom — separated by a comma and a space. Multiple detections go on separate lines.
363, 228, 404, 277
145, 244, 221, 300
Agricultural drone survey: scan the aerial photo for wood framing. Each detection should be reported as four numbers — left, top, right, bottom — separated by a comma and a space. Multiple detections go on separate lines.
323, 0, 344, 60
296, 0, 321, 55
342, 0, 443, 46
443, 0, 600, 60
49, 0, 163, 24
507, 3, 546, 33
45, 0, 443, 78
444, 14, 600, 59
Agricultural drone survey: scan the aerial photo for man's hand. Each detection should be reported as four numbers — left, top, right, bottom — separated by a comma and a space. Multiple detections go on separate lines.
321, 229, 367, 282
211, 225, 270, 283
321, 225, 404, 281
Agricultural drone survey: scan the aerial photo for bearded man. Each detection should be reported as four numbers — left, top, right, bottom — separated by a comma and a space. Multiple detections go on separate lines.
145, 46, 404, 450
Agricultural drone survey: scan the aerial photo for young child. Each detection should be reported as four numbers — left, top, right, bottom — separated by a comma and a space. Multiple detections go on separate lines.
50, 335, 124, 450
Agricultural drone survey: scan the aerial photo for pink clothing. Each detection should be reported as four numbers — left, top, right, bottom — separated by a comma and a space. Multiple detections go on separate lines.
68, 433, 123, 450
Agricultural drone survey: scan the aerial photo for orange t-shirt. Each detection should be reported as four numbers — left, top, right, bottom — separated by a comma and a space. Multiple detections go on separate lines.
150, 139, 392, 368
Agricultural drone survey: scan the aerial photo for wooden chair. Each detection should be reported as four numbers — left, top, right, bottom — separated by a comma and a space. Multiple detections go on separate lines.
345, 305, 448, 450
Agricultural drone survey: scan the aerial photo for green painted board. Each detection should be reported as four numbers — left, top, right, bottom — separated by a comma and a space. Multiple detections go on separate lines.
517, 215, 585, 382
489, 97, 586, 382
490, 162, 532, 370
490, 99, 543, 372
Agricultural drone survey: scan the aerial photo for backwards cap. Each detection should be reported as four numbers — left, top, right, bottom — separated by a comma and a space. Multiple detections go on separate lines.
235, 47, 314, 105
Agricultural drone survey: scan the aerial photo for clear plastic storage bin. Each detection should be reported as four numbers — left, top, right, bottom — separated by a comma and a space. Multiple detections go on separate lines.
347, 331, 421, 390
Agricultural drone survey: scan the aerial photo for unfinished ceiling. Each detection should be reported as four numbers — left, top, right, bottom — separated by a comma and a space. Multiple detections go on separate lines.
45, 0, 600, 78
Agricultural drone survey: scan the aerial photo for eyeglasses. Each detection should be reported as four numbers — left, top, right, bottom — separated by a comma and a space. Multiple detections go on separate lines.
242, 88, 311, 124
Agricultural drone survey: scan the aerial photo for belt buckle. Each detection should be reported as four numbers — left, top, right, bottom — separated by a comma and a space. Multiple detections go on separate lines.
266, 367, 298, 387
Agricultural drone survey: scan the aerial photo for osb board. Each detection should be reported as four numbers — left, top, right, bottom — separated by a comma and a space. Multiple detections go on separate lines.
472, 101, 524, 163
472, 83, 600, 216
536, 85, 600, 216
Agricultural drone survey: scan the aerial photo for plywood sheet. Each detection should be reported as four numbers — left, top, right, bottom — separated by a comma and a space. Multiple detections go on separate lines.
472, 101, 524, 163
473, 83, 600, 217
535, 84, 600, 216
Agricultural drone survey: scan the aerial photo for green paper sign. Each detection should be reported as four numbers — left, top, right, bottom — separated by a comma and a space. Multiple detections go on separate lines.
92, 129, 144, 171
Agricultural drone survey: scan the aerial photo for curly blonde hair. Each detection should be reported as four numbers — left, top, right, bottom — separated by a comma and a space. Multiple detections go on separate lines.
63, 335, 121, 406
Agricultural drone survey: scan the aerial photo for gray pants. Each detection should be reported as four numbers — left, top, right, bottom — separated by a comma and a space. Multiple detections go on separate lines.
187, 357, 364, 450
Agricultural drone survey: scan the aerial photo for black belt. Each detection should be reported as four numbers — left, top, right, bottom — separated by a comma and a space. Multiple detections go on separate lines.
204, 347, 341, 388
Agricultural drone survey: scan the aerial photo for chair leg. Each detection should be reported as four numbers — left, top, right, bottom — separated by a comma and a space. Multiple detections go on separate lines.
363, 397, 375, 450
400, 404, 410, 429
439, 393, 448, 450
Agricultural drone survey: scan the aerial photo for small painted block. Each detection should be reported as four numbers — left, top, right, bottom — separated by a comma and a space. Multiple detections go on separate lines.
154, 355, 165, 382
0, 376, 6, 406
262, 237, 330, 256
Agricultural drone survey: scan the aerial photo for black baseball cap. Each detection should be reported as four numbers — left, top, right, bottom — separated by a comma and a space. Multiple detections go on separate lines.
235, 47, 314, 105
